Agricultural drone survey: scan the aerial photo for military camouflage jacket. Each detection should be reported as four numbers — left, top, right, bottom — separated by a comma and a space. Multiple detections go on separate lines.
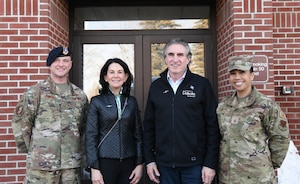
217, 87, 290, 184
12, 77, 88, 170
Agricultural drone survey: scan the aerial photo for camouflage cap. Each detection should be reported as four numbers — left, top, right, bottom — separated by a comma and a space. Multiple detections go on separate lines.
46, 47, 71, 66
228, 55, 253, 72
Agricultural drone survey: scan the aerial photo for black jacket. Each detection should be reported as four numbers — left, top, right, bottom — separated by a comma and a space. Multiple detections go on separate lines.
85, 91, 143, 169
143, 69, 220, 169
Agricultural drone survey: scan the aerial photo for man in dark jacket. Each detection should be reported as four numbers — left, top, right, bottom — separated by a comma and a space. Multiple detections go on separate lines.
143, 38, 220, 184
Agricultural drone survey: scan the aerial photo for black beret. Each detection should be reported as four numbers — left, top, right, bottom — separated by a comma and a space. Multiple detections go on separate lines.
46, 47, 71, 66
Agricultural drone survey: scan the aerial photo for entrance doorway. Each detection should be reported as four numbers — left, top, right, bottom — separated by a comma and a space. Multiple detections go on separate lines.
71, 32, 214, 113
69, 3, 216, 184
70, 5, 217, 110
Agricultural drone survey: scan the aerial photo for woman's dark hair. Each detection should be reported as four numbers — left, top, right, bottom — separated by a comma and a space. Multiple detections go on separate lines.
99, 58, 133, 97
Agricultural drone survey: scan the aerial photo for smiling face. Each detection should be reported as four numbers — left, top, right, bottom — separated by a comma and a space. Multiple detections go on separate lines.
165, 43, 190, 81
229, 69, 254, 98
104, 62, 129, 95
49, 56, 72, 83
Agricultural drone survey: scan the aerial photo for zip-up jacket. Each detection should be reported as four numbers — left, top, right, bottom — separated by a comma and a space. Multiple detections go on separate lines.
85, 91, 143, 169
143, 69, 220, 169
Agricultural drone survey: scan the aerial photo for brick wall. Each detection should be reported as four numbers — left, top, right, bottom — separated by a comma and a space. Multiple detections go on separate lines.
216, 0, 300, 151
0, 0, 299, 182
0, 0, 69, 183
216, 0, 235, 98
273, 0, 300, 149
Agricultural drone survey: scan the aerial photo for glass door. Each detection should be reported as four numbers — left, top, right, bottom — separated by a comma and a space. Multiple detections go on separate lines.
142, 35, 214, 112
71, 33, 213, 184
70, 5, 215, 113
70, 4, 216, 184
71, 33, 213, 114
71, 34, 144, 109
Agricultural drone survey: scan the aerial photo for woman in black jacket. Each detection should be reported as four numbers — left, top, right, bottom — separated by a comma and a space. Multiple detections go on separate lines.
85, 58, 143, 184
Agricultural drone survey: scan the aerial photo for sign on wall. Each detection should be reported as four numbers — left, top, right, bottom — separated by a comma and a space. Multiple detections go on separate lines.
253, 55, 269, 82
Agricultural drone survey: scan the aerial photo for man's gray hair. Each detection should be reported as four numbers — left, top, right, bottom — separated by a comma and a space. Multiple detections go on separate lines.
163, 38, 192, 59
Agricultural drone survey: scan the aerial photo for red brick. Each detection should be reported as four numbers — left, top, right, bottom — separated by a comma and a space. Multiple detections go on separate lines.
10, 49, 29, 54
19, 68, 38, 73
0, 42, 18, 47
0, 176, 17, 183
8, 155, 26, 161
20, 30, 39, 35
18, 161, 26, 168
9, 75, 28, 81
7, 168, 26, 175
20, 55, 39, 60
9, 62, 28, 67
0, 75, 8, 80
245, 32, 262, 37
20, 82, 38, 87
0, 149, 16, 155
8, 141, 17, 147
9, 36, 28, 42
30, 75, 49, 80
20, 17, 38, 22
9, 88, 26, 94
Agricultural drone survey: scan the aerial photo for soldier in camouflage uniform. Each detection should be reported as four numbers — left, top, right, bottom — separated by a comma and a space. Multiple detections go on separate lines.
217, 55, 290, 184
11, 47, 89, 183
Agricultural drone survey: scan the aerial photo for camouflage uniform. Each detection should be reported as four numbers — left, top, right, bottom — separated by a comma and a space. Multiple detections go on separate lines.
217, 87, 290, 184
12, 77, 88, 172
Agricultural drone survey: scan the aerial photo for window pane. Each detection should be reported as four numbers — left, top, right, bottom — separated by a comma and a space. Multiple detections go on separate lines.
74, 6, 210, 30
151, 42, 205, 81
85, 19, 208, 30
83, 44, 135, 101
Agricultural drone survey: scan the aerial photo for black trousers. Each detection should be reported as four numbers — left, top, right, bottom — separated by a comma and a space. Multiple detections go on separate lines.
99, 157, 135, 184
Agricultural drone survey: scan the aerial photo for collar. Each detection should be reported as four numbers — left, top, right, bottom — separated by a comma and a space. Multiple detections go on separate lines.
48, 77, 74, 95
167, 70, 187, 83
109, 87, 123, 96
225, 86, 257, 108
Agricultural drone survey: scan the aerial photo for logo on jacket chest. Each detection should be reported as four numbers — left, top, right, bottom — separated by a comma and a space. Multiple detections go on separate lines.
182, 90, 196, 98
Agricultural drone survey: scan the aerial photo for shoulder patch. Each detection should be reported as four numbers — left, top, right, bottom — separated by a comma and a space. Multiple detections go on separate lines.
280, 120, 287, 128
279, 110, 288, 130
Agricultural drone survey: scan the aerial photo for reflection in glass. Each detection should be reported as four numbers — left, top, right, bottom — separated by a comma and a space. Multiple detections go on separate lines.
74, 6, 210, 30
85, 19, 209, 30
151, 43, 205, 81
83, 44, 135, 101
